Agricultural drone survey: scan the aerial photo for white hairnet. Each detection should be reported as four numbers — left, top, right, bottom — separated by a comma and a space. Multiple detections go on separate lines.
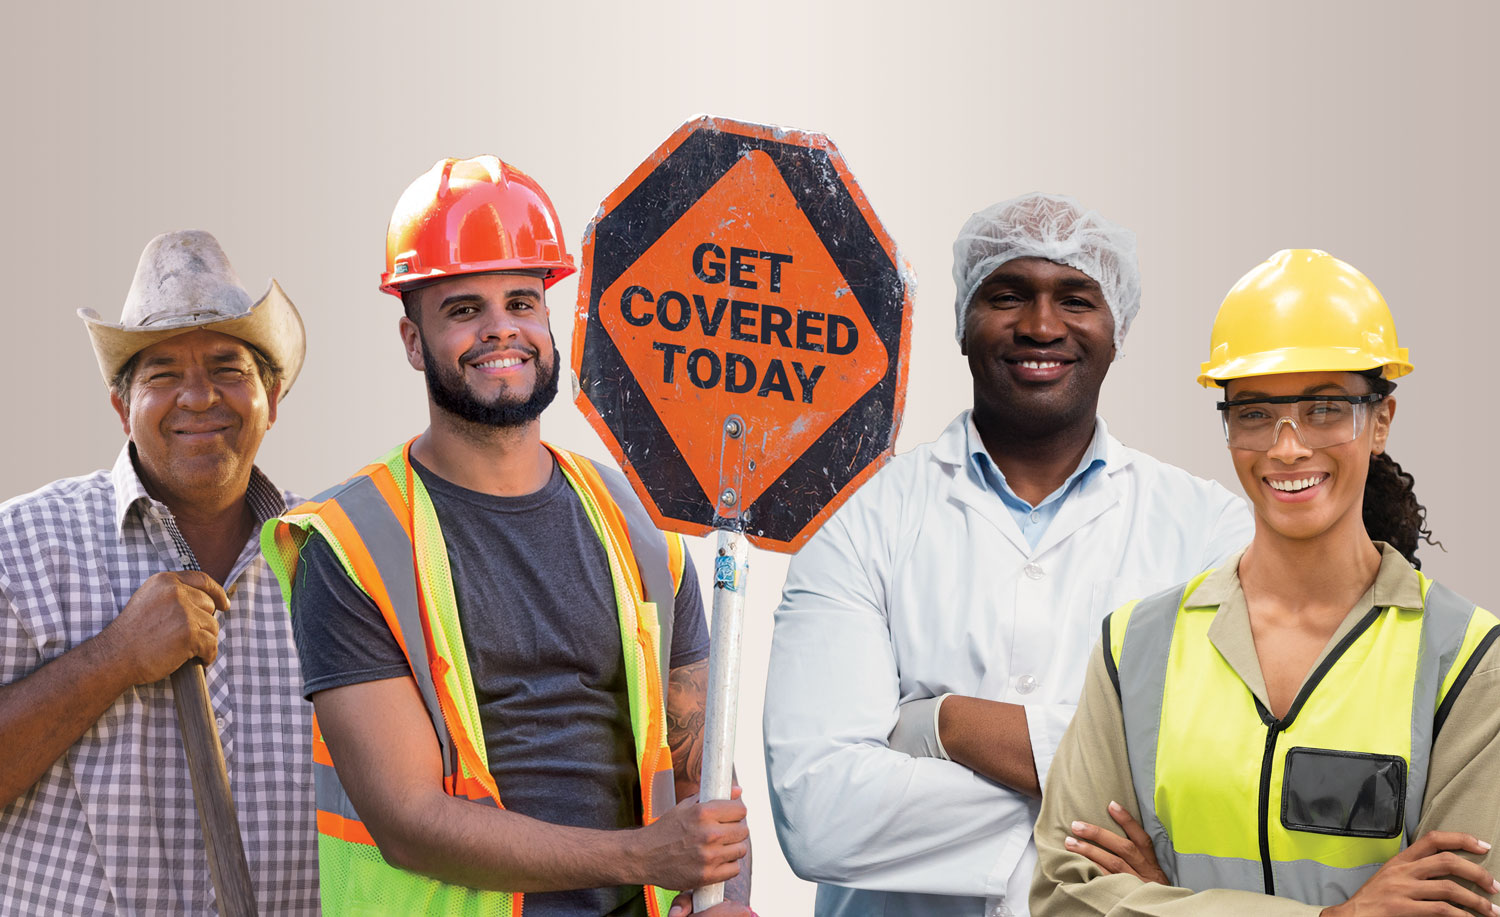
952, 193, 1140, 358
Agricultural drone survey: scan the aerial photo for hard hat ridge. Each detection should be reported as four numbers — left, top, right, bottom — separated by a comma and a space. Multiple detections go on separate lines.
381, 154, 577, 295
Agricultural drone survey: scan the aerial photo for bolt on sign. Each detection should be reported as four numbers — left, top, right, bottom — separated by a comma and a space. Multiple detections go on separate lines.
572, 116, 914, 552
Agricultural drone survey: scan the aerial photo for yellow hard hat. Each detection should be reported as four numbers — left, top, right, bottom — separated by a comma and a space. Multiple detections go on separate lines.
1197, 249, 1413, 388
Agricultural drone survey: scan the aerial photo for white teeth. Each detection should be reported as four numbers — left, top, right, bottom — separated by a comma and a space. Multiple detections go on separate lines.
1019, 360, 1062, 369
1269, 476, 1326, 492
476, 357, 522, 369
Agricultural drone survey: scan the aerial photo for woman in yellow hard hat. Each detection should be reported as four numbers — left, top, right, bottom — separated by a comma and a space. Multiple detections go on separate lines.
1029, 250, 1500, 916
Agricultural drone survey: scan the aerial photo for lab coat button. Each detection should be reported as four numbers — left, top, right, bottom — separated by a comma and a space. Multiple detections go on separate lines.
1023, 562, 1045, 580
1016, 674, 1038, 695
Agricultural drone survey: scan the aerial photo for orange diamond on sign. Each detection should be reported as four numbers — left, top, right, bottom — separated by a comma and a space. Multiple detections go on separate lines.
598, 148, 888, 512
574, 117, 913, 553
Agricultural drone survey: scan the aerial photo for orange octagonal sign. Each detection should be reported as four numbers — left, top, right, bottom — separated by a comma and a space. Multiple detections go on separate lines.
573, 116, 913, 553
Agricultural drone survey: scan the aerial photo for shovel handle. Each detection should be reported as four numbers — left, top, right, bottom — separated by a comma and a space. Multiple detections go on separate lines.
170, 660, 258, 916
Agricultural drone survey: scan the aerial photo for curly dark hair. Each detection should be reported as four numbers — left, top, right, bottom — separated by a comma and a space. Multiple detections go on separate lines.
1360, 372, 1440, 568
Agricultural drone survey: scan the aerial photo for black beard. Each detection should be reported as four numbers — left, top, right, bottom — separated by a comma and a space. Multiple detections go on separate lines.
421, 333, 560, 429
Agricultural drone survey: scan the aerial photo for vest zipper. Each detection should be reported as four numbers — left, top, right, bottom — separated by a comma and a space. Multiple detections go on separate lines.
1255, 703, 1283, 896
1250, 606, 1383, 899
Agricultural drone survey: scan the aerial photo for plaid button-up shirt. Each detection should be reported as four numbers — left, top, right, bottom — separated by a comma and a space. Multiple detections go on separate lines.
0, 446, 318, 915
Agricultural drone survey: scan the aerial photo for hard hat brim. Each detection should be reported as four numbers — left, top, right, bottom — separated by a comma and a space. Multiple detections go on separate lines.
80, 279, 305, 400
380, 259, 577, 296
1198, 345, 1414, 388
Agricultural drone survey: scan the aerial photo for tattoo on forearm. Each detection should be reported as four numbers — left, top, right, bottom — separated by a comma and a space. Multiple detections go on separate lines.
668, 659, 753, 900
666, 658, 708, 789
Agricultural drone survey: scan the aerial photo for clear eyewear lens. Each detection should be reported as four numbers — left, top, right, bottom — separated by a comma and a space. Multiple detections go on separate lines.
1222, 400, 1374, 451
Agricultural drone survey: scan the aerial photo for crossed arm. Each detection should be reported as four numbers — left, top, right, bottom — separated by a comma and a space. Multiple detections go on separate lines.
932, 695, 1041, 797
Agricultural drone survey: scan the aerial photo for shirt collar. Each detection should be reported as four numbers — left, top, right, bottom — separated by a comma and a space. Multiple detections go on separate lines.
110, 443, 289, 535
963, 413, 1110, 504
1190, 541, 1426, 612
110, 444, 152, 533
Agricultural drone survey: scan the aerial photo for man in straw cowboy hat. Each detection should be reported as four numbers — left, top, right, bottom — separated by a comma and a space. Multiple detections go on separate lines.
0, 230, 317, 914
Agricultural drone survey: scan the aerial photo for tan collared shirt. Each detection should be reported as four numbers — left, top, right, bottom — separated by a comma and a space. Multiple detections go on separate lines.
1031, 543, 1500, 916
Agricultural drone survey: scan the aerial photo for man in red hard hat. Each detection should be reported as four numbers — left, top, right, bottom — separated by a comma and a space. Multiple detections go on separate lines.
264, 156, 751, 916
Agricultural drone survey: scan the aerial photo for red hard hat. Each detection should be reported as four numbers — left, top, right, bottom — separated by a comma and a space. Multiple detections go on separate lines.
380, 155, 577, 295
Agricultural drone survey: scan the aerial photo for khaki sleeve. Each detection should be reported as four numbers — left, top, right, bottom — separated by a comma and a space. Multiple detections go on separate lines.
1030, 641, 1322, 916
1413, 637, 1500, 876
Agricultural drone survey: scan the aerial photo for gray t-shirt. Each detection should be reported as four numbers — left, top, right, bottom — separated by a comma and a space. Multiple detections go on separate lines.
292, 456, 709, 917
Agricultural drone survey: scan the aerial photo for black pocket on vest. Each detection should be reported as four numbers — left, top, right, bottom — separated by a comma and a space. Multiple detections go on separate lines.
1281, 746, 1406, 838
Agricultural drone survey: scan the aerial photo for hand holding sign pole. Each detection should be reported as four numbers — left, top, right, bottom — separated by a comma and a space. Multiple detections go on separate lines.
573, 116, 913, 908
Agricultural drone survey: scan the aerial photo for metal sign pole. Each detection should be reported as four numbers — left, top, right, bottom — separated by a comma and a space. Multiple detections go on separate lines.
694, 526, 750, 911
693, 414, 752, 910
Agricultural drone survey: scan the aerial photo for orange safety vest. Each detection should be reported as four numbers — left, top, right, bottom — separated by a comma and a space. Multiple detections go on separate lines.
262, 441, 686, 916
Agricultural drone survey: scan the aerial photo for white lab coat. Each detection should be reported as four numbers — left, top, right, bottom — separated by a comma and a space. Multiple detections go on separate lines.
764, 411, 1253, 917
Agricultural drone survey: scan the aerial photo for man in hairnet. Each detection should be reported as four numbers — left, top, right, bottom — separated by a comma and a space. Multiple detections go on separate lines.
763, 194, 1253, 917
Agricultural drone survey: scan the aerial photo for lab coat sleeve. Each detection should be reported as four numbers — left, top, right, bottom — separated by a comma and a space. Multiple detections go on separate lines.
1201, 484, 1254, 569
1026, 702, 1078, 792
763, 510, 1037, 898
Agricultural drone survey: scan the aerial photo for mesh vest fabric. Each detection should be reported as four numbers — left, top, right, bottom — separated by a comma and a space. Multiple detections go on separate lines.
263, 441, 685, 917
1105, 571, 1500, 906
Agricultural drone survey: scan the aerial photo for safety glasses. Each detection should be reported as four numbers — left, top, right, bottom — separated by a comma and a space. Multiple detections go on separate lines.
1216, 393, 1385, 451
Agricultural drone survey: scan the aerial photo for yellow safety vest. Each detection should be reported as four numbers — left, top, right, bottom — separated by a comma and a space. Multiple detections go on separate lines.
1107, 570, 1499, 906
262, 441, 687, 917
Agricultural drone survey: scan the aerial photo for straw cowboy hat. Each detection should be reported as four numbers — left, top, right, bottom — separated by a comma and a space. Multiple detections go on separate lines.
79, 230, 306, 399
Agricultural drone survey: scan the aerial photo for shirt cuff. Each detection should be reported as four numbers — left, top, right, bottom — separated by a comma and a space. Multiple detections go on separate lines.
932, 692, 953, 760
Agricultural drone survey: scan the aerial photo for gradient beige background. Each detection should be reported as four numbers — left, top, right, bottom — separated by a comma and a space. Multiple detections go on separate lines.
4, 2, 1496, 912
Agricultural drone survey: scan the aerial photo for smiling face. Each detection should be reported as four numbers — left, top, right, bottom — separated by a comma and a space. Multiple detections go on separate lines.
962, 257, 1116, 439
1225, 371, 1395, 546
111, 329, 278, 506
400, 272, 559, 429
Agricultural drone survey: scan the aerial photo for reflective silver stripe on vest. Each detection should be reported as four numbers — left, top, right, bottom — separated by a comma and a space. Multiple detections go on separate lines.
314, 755, 495, 826
594, 462, 674, 690
1174, 853, 1263, 897
333, 475, 457, 777
652, 770, 677, 821
315, 758, 362, 822
1272, 859, 1380, 906
1404, 581, 1475, 842
587, 461, 681, 822
1115, 583, 1189, 882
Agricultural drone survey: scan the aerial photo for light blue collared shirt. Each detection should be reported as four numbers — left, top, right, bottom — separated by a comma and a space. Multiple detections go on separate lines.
966, 415, 1109, 549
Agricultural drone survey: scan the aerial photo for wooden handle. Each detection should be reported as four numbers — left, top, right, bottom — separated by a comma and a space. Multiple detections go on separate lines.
170, 660, 259, 916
